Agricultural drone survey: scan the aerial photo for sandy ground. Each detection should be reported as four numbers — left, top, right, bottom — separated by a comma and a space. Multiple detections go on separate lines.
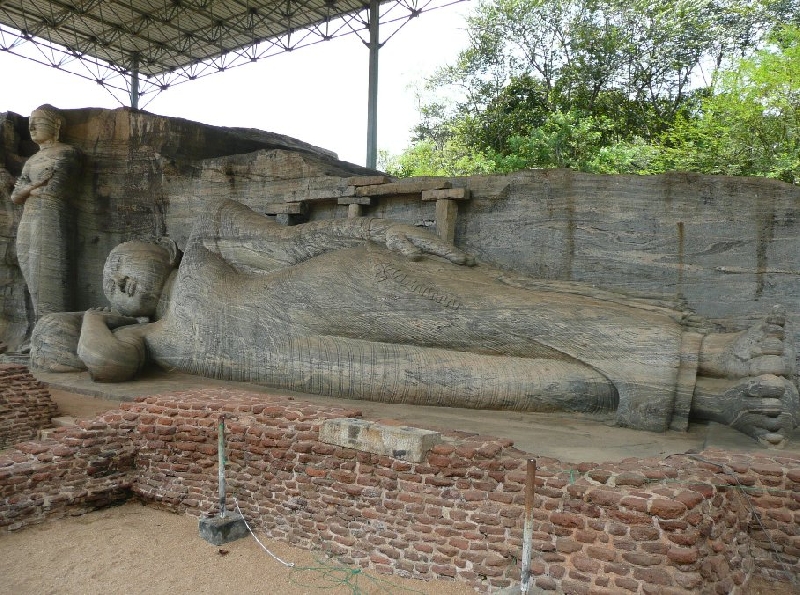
0, 503, 476, 595
1, 504, 796, 595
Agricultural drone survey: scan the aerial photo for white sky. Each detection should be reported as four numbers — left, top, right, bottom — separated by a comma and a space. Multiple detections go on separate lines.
0, 2, 474, 166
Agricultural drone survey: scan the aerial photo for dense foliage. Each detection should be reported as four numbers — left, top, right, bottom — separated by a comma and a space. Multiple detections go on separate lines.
382, 0, 799, 183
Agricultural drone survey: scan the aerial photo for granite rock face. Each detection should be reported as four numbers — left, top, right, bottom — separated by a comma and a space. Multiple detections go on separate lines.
0, 107, 374, 349
1, 106, 798, 384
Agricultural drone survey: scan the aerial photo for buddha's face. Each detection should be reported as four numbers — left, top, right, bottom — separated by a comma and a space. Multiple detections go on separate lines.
28, 114, 60, 146
103, 242, 173, 317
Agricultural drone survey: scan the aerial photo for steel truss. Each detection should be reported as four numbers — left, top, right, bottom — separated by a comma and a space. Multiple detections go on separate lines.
0, 0, 465, 109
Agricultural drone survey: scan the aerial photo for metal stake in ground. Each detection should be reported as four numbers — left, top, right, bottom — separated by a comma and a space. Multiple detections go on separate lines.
520, 459, 537, 594
218, 414, 226, 518
198, 414, 248, 545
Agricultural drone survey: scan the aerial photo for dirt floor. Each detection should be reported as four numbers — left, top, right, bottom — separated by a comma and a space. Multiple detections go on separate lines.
0, 502, 477, 595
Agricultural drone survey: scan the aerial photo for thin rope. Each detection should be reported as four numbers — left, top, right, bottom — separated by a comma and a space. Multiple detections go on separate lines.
687, 454, 798, 586
232, 496, 295, 568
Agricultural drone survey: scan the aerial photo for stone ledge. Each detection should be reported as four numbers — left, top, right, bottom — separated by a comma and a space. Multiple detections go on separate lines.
319, 418, 441, 462
421, 187, 472, 201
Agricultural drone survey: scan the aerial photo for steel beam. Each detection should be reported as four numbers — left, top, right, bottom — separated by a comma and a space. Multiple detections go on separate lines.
365, 0, 380, 169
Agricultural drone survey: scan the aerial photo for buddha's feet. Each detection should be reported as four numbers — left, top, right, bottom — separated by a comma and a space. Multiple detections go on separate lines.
693, 373, 798, 447
699, 306, 795, 379
727, 374, 798, 447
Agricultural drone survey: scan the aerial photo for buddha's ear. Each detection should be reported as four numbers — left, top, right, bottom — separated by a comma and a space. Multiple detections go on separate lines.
157, 238, 182, 268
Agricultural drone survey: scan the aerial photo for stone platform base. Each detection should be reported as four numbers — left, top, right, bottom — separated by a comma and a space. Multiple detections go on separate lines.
199, 513, 248, 546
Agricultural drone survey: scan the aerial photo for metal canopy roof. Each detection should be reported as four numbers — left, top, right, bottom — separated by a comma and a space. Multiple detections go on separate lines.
0, 0, 462, 107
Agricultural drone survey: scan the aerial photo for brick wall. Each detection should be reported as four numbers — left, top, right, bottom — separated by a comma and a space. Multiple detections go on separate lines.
1, 387, 798, 593
0, 364, 58, 449
0, 408, 136, 529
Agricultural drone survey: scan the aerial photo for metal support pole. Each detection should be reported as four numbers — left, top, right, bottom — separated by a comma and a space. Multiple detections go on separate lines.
520, 459, 537, 594
365, 0, 380, 169
130, 53, 140, 110
218, 415, 226, 518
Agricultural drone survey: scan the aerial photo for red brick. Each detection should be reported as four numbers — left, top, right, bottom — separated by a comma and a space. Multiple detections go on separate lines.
555, 538, 583, 553
575, 529, 601, 544
641, 542, 669, 555
586, 546, 616, 562
630, 526, 660, 541
551, 512, 585, 528
615, 472, 647, 487
649, 498, 686, 519
614, 577, 639, 592
620, 496, 649, 513
684, 511, 703, 526
535, 576, 558, 590
561, 578, 590, 593
549, 565, 566, 579
751, 463, 784, 477
608, 523, 628, 536
632, 566, 674, 586
611, 510, 652, 525
431, 564, 456, 578
674, 571, 703, 589
585, 489, 622, 507
667, 547, 698, 565
622, 552, 662, 566
449, 537, 469, 550
15, 443, 50, 455
426, 454, 451, 468
588, 470, 612, 484
572, 555, 601, 573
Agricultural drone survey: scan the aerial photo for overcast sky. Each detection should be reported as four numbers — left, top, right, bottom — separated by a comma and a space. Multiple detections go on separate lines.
0, 2, 474, 166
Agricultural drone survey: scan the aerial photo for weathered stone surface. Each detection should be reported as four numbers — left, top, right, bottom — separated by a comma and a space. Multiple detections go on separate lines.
319, 418, 442, 462
0, 111, 38, 347
421, 188, 471, 201
4, 107, 798, 339
0, 107, 375, 348
347, 175, 390, 186
30, 195, 799, 446
435, 197, 459, 243
198, 513, 248, 545
10, 105, 82, 322
2, 106, 799, 447
354, 178, 452, 197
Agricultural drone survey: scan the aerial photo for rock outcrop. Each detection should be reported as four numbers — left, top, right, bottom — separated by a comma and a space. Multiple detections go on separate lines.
1, 106, 798, 363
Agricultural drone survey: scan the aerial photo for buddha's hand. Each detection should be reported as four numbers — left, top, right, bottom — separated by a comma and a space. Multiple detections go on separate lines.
84, 307, 142, 329
383, 224, 475, 266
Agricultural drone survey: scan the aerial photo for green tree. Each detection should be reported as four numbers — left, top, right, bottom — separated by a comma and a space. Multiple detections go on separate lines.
390, 0, 798, 177
655, 25, 800, 183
